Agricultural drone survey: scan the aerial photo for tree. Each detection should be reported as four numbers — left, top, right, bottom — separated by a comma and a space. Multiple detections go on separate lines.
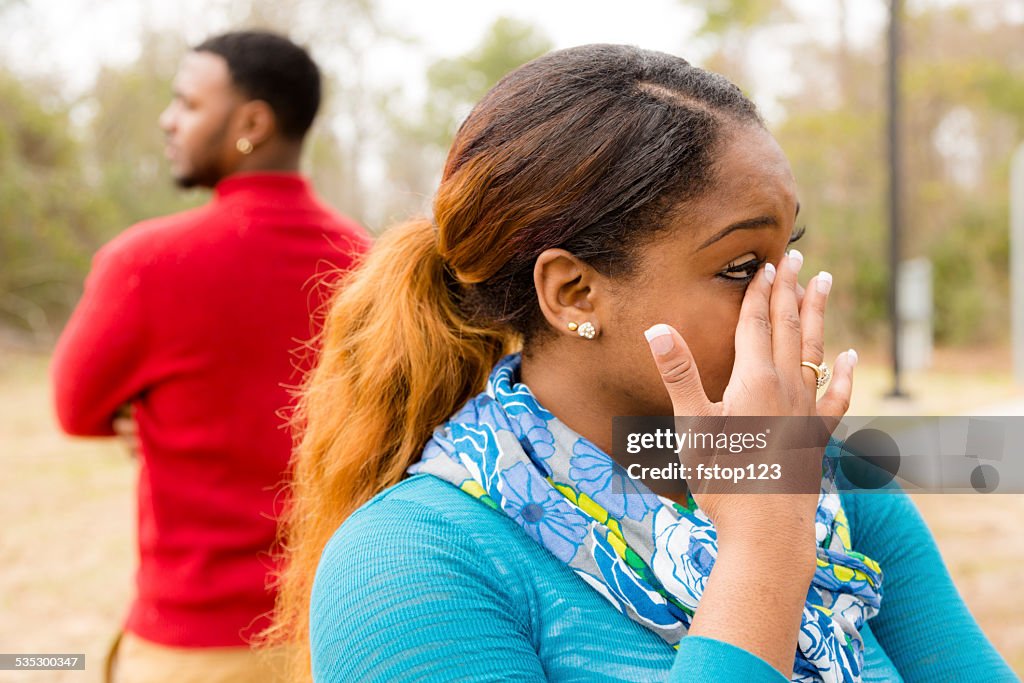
690, 0, 792, 87
773, 1, 1024, 345
420, 17, 553, 150
0, 70, 99, 339
239, 0, 411, 228
84, 31, 200, 238
378, 17, 553, 224
697, 0, 791, 35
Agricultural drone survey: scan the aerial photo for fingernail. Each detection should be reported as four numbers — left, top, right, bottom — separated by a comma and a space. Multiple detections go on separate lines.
847, 348, 859, 367
816, 271, 832, 295
787, 249, 804, 274
644, 324, 675, 355
764, 262, 776, 285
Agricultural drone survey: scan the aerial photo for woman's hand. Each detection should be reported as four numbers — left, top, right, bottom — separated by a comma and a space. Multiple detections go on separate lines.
645, 250, 854, 419
643, 250, 856, 539
643, 249, 857, 678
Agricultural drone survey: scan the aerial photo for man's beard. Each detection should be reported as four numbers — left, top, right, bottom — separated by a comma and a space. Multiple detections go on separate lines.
173, 173, 202, 189
172, 155, 224, 189
169, 121, 231, 189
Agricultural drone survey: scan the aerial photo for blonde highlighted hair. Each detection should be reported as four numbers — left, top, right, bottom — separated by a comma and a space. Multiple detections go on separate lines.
266, 43, 761, 681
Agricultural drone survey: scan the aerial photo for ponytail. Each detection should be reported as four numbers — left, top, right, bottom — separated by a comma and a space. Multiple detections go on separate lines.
268, 43, 765, 680
267, 218, 511, 681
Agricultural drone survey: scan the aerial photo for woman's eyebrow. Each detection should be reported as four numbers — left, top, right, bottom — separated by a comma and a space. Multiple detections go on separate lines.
697, 202, 801, 252
697, 216, 777, 250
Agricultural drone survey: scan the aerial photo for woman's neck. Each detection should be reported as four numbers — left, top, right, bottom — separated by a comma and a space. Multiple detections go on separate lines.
519, 345, 692, 508
519, 345, 618, 455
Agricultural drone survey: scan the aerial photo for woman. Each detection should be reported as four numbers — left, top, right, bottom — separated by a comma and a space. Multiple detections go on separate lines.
272, 45, 1015, 682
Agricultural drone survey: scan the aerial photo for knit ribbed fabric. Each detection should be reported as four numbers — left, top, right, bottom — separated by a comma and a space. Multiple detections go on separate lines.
310, 474, 1016, 682
53, 172, 370, 646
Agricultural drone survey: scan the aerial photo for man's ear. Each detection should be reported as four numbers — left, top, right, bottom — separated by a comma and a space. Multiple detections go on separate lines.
234, 100, 276, 147
533, 248, 604, 339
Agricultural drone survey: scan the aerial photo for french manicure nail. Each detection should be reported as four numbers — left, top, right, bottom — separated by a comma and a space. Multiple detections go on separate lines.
644, 324, 675, 355
816, 271, 833, 295
847, 348, 859, 367
787, 249, 804, 274
764, 262, 776, 285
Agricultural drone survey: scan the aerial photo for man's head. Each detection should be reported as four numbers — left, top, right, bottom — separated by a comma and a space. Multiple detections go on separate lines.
158, 31, 321, 188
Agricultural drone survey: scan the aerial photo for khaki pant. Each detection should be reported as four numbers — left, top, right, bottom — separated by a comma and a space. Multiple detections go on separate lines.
106, 631, 288, 683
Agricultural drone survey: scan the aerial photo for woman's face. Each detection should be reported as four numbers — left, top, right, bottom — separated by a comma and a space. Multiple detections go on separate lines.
598, 122, 801, 413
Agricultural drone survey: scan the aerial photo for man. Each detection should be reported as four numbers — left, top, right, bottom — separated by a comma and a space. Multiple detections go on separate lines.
51, 31, 370, 682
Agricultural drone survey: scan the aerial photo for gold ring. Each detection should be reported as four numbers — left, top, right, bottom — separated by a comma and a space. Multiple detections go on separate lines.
800, 361, 831, 389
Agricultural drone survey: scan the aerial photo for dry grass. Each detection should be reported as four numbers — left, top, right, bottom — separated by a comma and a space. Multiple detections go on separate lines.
846, 345, 1022, 416
0, 350, 133, 683
1, 346, 1022, 680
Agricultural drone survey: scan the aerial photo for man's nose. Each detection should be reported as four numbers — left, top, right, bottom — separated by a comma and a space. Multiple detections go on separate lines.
158, 106, 174, 132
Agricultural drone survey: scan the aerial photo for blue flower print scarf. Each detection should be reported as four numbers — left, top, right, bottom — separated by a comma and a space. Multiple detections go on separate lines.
409, 354, 883, 683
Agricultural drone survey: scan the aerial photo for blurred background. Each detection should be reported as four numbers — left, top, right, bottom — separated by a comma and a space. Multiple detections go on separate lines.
2, 0, 1023, 679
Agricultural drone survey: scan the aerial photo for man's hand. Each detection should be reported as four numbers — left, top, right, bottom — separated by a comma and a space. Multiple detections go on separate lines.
112, 404, 140, 459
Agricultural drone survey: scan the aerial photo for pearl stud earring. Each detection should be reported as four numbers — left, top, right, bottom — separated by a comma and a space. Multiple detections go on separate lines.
567, 321, 597, 339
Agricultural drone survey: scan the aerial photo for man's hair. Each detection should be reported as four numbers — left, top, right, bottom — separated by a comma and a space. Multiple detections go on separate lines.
194, 30, 321, 140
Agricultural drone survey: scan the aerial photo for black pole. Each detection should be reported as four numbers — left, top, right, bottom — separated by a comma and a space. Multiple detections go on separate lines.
887, 0, 908, 398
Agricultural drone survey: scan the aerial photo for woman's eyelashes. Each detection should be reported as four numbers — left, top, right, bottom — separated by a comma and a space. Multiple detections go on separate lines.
789, 224, 807, 245
718, 255, 764, 284
717, 225, 808, 286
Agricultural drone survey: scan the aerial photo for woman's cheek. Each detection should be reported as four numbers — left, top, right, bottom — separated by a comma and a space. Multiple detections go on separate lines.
692, 307, 742, 401
691, 345, 730, 402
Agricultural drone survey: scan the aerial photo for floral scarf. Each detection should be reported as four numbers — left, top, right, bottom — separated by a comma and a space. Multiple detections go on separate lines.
409, 354, 883, 683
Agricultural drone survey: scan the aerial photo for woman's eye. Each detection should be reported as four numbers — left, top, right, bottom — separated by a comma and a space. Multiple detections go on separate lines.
789, 224, 807, 245
718, 257, 764, 283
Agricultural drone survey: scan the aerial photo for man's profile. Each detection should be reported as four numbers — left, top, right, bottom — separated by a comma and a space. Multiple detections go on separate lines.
51, 30, 370, 683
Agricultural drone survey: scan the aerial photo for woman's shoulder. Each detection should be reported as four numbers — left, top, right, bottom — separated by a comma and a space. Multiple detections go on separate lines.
839, 482, 932, 549
325, 473, 517, 550
313, 473, 549, 599
310, 474, 554, 673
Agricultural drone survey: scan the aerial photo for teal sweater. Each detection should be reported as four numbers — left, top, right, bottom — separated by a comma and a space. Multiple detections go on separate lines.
310, 474, 1017, 682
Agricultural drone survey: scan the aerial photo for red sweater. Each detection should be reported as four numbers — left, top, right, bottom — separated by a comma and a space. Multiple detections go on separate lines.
52, 172, 370, 647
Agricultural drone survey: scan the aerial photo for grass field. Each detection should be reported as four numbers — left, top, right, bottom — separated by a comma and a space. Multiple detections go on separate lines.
2, 346, 1022, 681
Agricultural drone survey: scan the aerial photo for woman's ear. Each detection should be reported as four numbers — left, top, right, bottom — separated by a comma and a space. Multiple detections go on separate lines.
533, 248, 603, 338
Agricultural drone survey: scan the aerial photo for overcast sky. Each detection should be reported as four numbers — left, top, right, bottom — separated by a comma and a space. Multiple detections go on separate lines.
3, 0, 900, 116
5, 0, 1018, 164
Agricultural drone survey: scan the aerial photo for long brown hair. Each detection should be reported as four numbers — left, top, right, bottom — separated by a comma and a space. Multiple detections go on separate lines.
269, 44, 761, 680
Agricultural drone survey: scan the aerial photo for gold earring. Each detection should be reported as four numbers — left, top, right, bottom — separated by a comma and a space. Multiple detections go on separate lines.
236, 138, 254, 154
567, 321, 597, 339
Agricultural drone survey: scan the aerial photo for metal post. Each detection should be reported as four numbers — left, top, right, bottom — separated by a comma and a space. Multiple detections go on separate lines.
887, 0, 908, 398
1012, 143, 1024, 386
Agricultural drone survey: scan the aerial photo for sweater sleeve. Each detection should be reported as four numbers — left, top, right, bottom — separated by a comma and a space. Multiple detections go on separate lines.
842, 489, 1018, 682
669, 637, 788, 682
310, 494, 788, 683
51, 235, 151, 436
